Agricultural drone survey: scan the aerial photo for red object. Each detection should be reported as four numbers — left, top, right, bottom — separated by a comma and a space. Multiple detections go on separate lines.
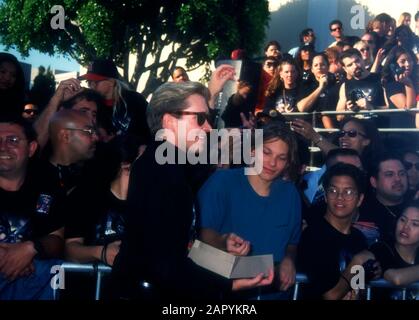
231, 49, 246, 60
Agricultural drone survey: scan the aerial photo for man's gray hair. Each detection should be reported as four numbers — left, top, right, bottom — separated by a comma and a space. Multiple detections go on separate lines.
147, 81, 210, 135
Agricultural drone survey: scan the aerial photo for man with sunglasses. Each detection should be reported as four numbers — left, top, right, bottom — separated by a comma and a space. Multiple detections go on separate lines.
111, 77, 274, 300
328, 20, 346, 48
0, 115, 64, 299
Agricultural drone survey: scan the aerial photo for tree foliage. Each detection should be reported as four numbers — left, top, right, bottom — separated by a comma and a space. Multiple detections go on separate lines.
0, 0, 270, 95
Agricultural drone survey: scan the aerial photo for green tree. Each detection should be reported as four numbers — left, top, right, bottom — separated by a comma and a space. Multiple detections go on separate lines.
0, 0, 269, 96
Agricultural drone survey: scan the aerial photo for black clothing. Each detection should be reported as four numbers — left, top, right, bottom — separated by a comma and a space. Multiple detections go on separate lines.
297, 218, 367, 298
222, 93, 252, 128
345, 73, 385, 109
0, 166, 64, 243
264, 86, 301, 113
384, 81, 415, 128
111, 141, 232, 300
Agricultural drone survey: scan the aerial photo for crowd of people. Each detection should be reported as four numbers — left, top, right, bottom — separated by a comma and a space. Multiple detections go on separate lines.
0, 11, 418, 301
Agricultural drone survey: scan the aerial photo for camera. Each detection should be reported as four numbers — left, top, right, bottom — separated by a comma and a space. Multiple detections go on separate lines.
390, 64, 405, 78
362, 259, 377, 282
349, 89, 364, 111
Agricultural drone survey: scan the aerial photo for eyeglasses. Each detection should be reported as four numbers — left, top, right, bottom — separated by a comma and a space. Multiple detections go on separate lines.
0, 136, 26, 147
337, 129, 367, 139
331, 27, 342, 32
362, 40, 374, 44
171, 111, 211, 126
65, 127, 98, 137
327, 187, 358, 201
360, 48, 370, 52
404, 161, 419, 170
23, 109, 38, 115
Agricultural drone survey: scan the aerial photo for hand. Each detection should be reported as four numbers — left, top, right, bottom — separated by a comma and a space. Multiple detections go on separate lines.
290, 118, 317, 141
355, 97, 371, 110
104, 240, 121, 266
208, 64, 236, 98
345, 99, 357, 111
54, 78, 82, 102
225, 233, 250, 256
318, 74, 328, 89
276, 257, 296, 291
0, 241, 37, 281
375, 48, 386, 63
396, 73, 413, 86
232, 268, 274, 291
240, 112, 256, 129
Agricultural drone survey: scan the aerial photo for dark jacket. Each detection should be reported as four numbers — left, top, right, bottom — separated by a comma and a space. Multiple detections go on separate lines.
111, 141, 232, 300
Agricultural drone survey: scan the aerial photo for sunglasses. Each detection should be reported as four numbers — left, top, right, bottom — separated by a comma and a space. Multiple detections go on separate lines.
363, 40, 374, 44
172, 111, 210, 126
404, 161, 419, 170
331, 27, 342, 32
360, 48, 370, 52
265, 62, 278, 68
337, 129, 367, 138
65, 127, 98, 137
23, 109, 38, 115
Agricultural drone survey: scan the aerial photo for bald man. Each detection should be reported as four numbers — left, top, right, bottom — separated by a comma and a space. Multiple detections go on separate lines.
37, 109, 99, 195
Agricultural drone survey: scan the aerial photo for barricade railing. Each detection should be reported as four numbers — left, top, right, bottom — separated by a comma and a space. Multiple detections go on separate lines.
55, 263, 419, 301
293, 273, 419, 300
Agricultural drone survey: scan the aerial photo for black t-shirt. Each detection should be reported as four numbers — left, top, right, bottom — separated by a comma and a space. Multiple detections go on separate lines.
0, 168, 64, 243
369, 239, 419, 300
345, 73, 385, 109
384, 81, 415, 128
299, 74, 339, 113
297, 217, 367, 299
358, 195, 407, 242
264, 86, 301, 113
65, 186, 127, 246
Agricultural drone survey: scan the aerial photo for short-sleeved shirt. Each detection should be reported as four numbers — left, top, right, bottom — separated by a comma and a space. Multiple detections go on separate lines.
264, 86, 301, 114
297, 218, 367, 298
0, 167, 64, 243
369, 240, 419, 300
198, 168, 302, 262
384, 81, 415, 128
65, 186, 127, 245
299, 75, 339, 113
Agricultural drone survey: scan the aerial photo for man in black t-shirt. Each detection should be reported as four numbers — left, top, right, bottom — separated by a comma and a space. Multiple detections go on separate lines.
0, 116, 64, 299
359, 153, 409, 243
336, 49, 385, 122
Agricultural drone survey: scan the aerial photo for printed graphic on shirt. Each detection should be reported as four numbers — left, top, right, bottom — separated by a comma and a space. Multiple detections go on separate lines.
94, 209, 126, 245
0, 214, 31, 243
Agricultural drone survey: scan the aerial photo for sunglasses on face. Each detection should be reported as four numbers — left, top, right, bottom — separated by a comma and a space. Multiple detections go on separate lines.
265, 62, 278, 68
337, 129, 367, 138
404, 161, 419, 170
172, 111, 211, 126
360, 48, 370, 52
23, 109, 38, 115
331, 27, 342, 32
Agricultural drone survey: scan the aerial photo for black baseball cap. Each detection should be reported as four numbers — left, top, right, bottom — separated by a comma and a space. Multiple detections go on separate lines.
79, 59, 119, 81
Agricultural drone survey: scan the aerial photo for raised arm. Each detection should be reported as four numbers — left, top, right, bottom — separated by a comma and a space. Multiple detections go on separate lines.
297, 75, 328, 112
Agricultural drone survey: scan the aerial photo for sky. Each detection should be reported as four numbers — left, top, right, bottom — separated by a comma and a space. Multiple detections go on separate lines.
0, 45, 80, 72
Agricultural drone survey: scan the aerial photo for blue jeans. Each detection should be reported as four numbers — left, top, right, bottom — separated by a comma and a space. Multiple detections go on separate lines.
0, 259, 63, 300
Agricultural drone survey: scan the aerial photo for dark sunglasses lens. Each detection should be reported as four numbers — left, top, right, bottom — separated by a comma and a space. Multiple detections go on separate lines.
337, 131, 345, 138
348, 130, 357, 138
197, 113, 207, 126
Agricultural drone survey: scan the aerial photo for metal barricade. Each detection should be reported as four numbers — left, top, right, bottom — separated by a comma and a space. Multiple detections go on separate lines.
54, 262, 112, 300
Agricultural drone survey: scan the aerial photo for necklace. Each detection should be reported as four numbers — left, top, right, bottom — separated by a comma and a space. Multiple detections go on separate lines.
383, 204, 397, 218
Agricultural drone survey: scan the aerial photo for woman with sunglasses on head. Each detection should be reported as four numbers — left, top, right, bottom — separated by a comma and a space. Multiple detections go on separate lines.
198, 122, 301, 300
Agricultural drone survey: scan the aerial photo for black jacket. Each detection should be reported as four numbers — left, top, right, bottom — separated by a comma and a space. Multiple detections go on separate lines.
111, 141, 232, 300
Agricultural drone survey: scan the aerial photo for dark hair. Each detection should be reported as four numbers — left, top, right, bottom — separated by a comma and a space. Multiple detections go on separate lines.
0, 114, 37, 142
404, 199, 419, 212
147, 81, 210, 135
253, 121, 300, 182
300, 28, 314, 43
382, 46, 417, 85
326, 148, 361, 167
415, 11, 419, 22
339, 117, 383, 171
322, 163, 367, 195
265, 59, 299, 97
61, 89, 104, 110
329, 20, 343, 31
345, 36, 361, 47
375, 13, 393, 24
312, 52, 330, 67
0, 52, 26, 113
339, 48, 362, 65
394, 25, 416, 51
264, 40, 281, 54
369, 152, 403, 179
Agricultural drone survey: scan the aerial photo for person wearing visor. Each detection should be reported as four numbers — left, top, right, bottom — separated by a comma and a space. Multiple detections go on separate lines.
78, 59, 150, 142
